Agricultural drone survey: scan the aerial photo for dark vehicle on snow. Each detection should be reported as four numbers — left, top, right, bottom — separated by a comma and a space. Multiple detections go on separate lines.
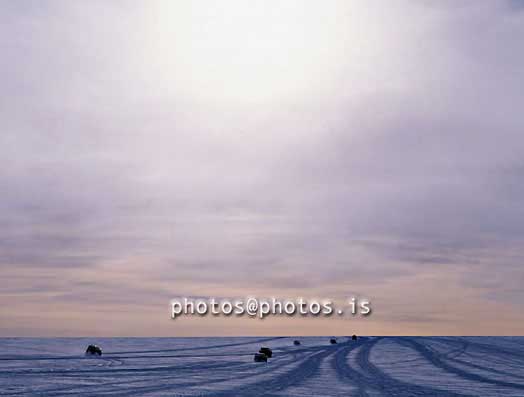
330, 338, 337, 344
259, 347, 273, 358
254, 353, 267, 362
85, 345, 102, 356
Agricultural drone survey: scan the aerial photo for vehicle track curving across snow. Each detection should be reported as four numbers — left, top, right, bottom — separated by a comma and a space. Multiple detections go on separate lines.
399, 337, 524, 392
334, 337, 471, 396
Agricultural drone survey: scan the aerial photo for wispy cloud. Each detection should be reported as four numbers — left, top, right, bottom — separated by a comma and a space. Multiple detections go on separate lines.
1, 0, 524, 335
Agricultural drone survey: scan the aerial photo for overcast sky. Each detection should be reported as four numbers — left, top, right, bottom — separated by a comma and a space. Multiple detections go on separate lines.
1, 0, 524, 336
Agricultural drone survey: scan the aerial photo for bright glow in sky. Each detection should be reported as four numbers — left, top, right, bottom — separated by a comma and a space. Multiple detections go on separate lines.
144, 1, 355, 103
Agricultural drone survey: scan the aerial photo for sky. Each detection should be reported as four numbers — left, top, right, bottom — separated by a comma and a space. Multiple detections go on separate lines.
1, 0, 524, 336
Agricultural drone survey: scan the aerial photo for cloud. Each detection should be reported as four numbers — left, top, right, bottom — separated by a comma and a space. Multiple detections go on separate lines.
1, 0, 524, 335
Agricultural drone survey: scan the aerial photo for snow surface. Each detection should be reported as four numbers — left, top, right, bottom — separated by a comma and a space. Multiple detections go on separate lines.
1, 336, 523, 396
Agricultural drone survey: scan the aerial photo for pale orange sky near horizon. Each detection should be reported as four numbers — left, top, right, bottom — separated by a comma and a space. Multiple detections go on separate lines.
1, 0, 524, 336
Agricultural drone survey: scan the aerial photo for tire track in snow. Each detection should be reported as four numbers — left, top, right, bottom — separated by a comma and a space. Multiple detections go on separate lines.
0, 360, 249, 377
0, 374, 188, 396
334, 337, 470, 396
1, 358, 266, 396
333, 338, 370, 397
0, 337, 287, 361
401, 338, 524, 380
207, 343, 341, 396
423, 337, 524, 379
58, 343, 316, 397
0, 343, 320, 396
428, 337, 524, 365
115, 346, 316, 396
104, 337, 287, 356
447, 356, 524, 382
401, 338, 524, 391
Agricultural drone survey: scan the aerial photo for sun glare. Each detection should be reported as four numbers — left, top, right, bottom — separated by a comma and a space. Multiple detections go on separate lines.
144, 1, 359, 104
